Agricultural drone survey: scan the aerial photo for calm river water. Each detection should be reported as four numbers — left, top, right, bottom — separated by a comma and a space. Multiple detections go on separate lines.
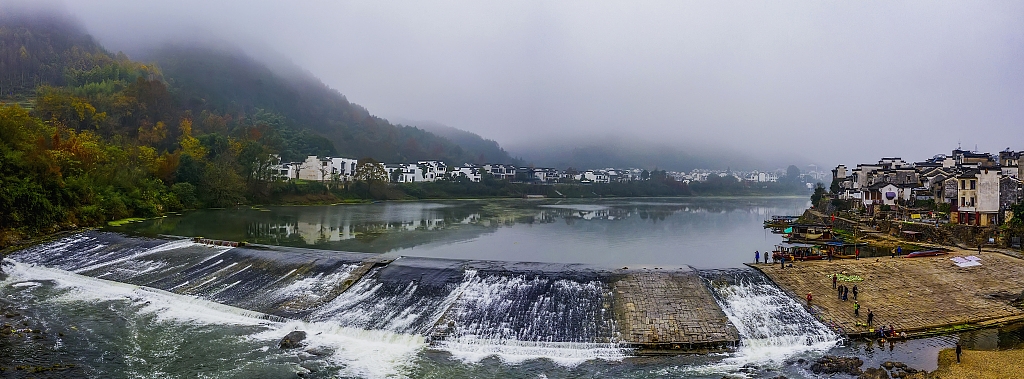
118, 197, 810, 268
2, 197, 1022, 378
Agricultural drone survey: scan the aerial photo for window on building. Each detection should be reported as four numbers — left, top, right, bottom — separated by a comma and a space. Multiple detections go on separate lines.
960, 180, 966, 189
961, 197, 966, 207
970, 180, 976, 190
970, 196, 975, 206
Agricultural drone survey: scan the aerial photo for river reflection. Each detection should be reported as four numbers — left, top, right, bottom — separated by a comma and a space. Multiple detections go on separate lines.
116, 197, 810, 268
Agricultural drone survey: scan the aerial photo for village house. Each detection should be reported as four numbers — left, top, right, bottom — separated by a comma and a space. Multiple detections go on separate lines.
483, 164, 517, 181
833, 148, 1023, 226
449, 164, 482, 182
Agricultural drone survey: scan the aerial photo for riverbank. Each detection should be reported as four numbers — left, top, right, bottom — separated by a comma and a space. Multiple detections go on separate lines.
750, 248, 1024, 339
926, 348, 1024, 379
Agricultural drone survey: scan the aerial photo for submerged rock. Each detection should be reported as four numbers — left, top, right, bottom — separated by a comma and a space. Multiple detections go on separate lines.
809, 355, 864, 376
280, 331, 307, 349
859, 367, 889, 379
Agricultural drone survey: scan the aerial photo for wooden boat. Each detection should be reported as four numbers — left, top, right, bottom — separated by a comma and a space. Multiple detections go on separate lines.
904, 249, 948, 258
772, 243, 826, 261
785, 224, 835, 243
764, 215, 800, 229
821, 241, 867, 260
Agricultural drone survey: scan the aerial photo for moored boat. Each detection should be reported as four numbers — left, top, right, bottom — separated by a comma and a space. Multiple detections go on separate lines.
904, 249, 948, 258
772, 243, 826, 261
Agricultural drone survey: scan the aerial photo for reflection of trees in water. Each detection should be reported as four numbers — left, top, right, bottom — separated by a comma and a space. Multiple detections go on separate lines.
241, 199, 806, 246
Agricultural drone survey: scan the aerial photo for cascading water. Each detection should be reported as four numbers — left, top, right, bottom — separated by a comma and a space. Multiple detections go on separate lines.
703, 269, 841, 366
433, 270, 626, 365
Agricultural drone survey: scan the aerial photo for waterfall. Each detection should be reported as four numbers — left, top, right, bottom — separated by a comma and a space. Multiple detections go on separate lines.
432, 270, 626, 365
704, 270, 841, 365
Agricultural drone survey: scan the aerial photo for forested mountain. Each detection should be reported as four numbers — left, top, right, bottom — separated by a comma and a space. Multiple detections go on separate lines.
395, 119, 521, 165
0, 10, 522, 246
0, 11, 113, 97
136, 45, 519, 164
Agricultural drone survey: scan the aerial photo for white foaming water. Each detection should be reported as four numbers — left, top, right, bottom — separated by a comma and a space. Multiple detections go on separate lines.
434, 271, 626, 366
2, 260, 427, 379
5, 260, 279, 326
264, 267, 357, 305
716, 277, 840, 365
674, 274, 840, 377
437, 339, 626, 367
252, 321, 426, 379
73, 239, 228, 274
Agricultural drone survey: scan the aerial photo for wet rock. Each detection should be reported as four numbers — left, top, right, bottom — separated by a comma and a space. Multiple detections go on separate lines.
280, 331, 307, 349
883, 361, 895, 369
809, 355, 864, 376
797, 358, 806, 364
894, 362, 906, 369
859, 367, 889, 379
299, 360, 323, 373
305, 346, 332, 357
768, 376, 788, 379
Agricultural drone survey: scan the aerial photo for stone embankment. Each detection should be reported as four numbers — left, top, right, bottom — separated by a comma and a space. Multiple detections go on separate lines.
750, 249, 1024, 339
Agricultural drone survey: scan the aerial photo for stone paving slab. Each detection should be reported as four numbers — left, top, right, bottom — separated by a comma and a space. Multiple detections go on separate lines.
750, 251, 1024, 338
613, 270, 739, 353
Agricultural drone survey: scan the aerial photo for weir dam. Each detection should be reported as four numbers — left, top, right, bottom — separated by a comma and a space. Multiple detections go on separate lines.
2, 231, 840, 358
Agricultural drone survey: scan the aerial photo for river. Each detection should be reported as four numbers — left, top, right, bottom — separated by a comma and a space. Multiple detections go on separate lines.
2, 197, 1021, 378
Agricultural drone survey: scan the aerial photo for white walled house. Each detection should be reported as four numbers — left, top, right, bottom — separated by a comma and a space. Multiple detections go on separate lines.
449, 165, 482, 182
418, 161, 447, 182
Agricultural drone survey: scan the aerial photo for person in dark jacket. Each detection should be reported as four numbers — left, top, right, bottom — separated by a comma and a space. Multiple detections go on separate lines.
867, 309, 874, 325
852, 285, 858, 300
955, 342, 962, 363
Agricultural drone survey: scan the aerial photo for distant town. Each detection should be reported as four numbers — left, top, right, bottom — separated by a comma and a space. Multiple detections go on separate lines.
271, 154, 828, 186
830, 148, 1022, 227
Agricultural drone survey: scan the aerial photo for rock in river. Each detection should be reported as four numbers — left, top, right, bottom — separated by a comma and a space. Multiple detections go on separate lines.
809, 355, 864, 376
279, 331, 307, 349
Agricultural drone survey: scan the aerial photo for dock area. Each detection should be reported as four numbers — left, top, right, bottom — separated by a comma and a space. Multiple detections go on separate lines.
749, 250, 1024, 338
613, 270, 739, 354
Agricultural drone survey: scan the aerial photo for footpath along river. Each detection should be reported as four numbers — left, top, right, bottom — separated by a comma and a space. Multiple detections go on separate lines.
3, 197, 1024, 378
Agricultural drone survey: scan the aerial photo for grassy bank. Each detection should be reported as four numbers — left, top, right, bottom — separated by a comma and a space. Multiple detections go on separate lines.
925, 348, 1024, 379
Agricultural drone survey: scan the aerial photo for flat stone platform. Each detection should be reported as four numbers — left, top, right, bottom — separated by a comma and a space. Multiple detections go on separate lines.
750, 250, 1024, 338
613, 270, 739, 354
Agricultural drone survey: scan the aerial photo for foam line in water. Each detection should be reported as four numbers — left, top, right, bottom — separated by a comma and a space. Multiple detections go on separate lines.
436, 338, 627, 366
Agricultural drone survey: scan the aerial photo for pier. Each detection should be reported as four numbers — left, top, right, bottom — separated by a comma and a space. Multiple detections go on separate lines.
613, 270, 740, 354
750, 250, 1024, 338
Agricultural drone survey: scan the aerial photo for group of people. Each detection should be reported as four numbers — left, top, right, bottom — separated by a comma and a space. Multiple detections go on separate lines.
755, 250, 791, 269
754, 250, 774, 264
832, 274, 858, 301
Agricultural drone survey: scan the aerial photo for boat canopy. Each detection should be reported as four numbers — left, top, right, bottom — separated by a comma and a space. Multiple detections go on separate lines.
822, 241, 867, 247
778, 242, 816, 248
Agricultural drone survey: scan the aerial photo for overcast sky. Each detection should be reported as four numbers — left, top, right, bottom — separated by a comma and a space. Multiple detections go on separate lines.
27, 1, 1024, 167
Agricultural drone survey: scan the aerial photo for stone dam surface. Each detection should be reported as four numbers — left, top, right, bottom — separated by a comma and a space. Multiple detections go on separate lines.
2, 231, 744, 354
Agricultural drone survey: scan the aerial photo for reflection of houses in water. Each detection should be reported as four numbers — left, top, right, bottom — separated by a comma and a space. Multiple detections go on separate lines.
539, 207, 632, 221
249, 216, 457, 244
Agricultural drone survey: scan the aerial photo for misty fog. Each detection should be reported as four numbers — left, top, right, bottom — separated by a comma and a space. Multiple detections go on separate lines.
10, 0, 1024, 169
